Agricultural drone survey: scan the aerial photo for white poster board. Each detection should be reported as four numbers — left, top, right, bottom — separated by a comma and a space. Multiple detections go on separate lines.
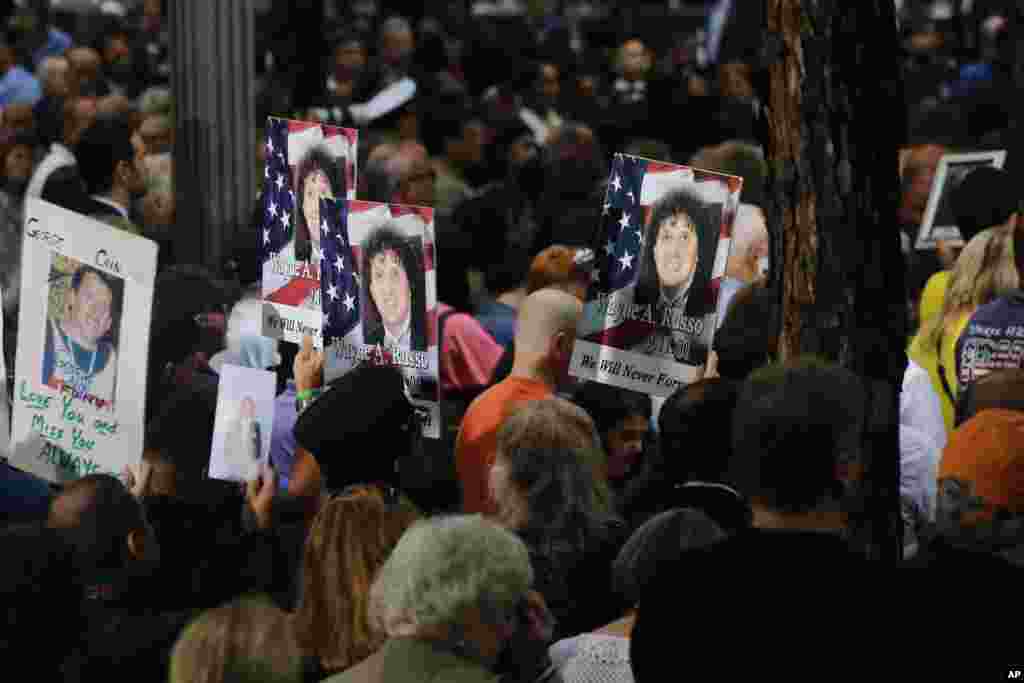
570, 154, 742, 397
322, 199, 441, 439
916, 150, 1007, 250
10, 199, 157, 482
259, 117, 358, 349
208, 364, 276, 483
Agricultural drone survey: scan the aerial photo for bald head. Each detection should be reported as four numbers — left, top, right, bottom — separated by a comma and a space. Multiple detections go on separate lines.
727, 203, 769, 282
514, 287, 583, 356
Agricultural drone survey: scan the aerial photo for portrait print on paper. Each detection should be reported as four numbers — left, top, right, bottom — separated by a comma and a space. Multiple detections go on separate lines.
41, 254, 124, 411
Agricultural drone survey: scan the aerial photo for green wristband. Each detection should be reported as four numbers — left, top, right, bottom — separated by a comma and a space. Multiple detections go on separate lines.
296, 388, 322, 403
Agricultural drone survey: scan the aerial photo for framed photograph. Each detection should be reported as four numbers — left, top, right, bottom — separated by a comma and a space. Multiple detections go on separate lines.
10, 199, 157, 482
916, 150, 1007, 250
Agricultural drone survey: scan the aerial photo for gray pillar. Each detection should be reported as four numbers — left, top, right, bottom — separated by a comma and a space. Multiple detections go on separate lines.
171, 0, 256, 271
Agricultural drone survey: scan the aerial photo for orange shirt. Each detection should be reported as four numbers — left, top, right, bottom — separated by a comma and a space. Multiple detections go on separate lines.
455, 376, 552, 515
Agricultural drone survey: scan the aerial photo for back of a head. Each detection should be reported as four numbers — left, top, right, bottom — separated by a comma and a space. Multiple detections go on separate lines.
612, 507, 726, 605
658, 378, 740, 484
145, 380, 219, 495
74, 114, 134, 195
295, 485, 421, 671
48, 473, 146, 577
497, 397, 614, 541
513, 287, 583, 355
951, 166, 1019, 244
730, 358, 865, 514
370, 515, 532, 636
713, 282, 778, 380
170, 595, 302, 683
689, 141, 766, 208
526, 244, 589, 299
484, 245, 532, 296
293, 364, 413, 492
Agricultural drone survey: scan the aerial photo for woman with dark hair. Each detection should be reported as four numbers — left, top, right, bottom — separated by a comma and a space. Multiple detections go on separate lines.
262, 145, 346, 312
295, 146, 345, 264
490, 397, 630, 641
633, 188, 722, 366
360, 224, 427, 352
570, 380, 652, 492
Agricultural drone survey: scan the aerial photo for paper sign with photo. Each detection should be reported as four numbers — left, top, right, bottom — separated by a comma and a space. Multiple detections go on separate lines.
321, 198, 441, 439
570, 153, 742, 397
260, 117, 358, 348
10, 199, 157, 482
209, 364, 276, 483
916, 150, 1007, 250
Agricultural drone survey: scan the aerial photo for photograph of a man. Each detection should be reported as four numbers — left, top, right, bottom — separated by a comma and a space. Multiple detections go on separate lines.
42, 260, 123, 409
634, 188, 722, 364
360, 224, 427, 352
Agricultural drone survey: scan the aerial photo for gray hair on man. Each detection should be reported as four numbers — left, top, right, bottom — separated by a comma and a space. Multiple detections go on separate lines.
369, 514, 533, 636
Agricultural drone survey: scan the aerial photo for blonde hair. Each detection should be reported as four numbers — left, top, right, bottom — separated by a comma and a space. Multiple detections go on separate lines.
925, 226, 1019, 350
169, 595, 301, 683
293, 485, 420, 674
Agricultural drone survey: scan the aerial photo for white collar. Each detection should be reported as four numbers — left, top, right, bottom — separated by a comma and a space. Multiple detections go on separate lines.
660, 270, 696, 309
384, 315, 412, 347
90, 195, 129, 219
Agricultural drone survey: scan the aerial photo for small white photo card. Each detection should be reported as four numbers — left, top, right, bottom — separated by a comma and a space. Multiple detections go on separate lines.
208, 364, 276, 483
259, 117, 359, 348
10, 199, 157, 483
916, 150, 1007, 250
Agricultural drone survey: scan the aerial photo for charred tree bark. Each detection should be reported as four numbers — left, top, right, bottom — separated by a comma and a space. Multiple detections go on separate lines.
759, 0, 906, 562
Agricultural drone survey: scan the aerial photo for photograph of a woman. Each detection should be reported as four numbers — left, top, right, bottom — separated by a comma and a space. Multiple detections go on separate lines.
263, 145, 347, 312
360, 224, 427, 353
633, 188, 722, 365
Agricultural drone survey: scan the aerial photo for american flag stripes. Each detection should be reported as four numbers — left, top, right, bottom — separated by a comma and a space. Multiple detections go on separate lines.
320, 199, 361, 343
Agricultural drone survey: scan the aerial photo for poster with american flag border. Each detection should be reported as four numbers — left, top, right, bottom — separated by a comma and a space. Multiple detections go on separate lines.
259, 117, 357, 348
571, 153, 742, 397
321, 199, 440, 439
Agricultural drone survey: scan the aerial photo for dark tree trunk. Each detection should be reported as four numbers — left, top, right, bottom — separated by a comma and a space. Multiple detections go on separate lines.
759, 0, 906, 562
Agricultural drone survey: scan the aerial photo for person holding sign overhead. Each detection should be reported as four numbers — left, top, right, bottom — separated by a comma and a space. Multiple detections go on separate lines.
42, 264, 120, 409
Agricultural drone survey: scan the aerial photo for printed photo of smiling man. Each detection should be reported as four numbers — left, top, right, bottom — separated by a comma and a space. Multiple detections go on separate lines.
41, 257, 124, 410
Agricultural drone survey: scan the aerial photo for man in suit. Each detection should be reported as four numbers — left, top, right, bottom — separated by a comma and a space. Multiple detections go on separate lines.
73, 115, 147, 235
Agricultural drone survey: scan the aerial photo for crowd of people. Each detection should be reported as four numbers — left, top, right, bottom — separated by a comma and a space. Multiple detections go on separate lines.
3, 0, 1024, 680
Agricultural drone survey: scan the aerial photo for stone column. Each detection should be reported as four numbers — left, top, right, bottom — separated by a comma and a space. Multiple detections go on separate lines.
170, 0, 256, 271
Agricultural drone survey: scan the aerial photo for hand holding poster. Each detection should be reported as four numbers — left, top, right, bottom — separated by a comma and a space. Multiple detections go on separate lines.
209, 364, 276, 483
915, 150, 1007, 250
570, 153, 742, 397
320, 198, 441, 438
10, 199, 157, 482
260, 117, 358, 348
